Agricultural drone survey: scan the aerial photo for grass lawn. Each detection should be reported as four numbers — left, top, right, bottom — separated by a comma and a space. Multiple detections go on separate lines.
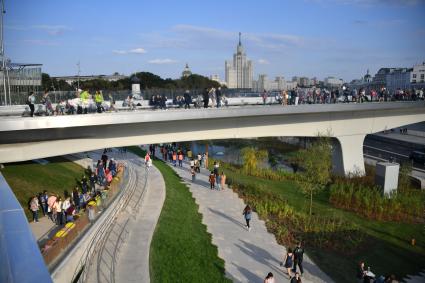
1, 157, 86, 220
216, 163, 425, 283
129, 146, 231, 283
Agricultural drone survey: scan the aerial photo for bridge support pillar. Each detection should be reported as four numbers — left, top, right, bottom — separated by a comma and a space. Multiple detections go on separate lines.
332, 135, 366, 177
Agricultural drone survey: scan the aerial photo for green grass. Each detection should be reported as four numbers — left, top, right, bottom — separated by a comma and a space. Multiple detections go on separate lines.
216, 162, 425, 283
129, 146, 230, 283
1, 157, 86, 220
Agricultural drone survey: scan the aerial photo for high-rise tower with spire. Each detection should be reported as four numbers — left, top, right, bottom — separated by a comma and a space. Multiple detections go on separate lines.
225, 32, 253, 89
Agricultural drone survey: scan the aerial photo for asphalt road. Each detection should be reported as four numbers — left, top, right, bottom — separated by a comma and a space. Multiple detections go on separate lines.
363, 135, 425, 173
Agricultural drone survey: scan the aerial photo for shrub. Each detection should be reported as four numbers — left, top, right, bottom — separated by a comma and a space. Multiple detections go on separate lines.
329, 181, 424, 223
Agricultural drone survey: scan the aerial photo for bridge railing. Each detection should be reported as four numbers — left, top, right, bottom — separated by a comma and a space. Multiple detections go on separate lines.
0, 173, 52, 283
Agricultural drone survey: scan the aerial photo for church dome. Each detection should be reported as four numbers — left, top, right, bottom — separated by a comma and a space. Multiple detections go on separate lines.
182, 63, 192, 78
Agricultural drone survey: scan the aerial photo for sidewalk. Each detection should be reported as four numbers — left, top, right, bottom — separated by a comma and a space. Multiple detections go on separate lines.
115, 162, 166, 282
168, 159, 333, 283
29, 215, 56, 245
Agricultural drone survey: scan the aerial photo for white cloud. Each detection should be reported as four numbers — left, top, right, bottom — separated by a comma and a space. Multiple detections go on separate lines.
258, 59, 270, 65
170, 24, 305, 52
148, 58, 178, 64
129, 48, 147, 54
32, 25, 71, 35
113, 50, 128, 54
112, 47, 147, 55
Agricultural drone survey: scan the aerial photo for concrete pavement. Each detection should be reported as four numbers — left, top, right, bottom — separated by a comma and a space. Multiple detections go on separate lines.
167, 159, 333, 283
114, 163, 166, 282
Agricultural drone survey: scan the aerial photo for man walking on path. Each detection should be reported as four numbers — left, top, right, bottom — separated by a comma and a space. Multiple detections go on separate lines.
293, 242, 305, 276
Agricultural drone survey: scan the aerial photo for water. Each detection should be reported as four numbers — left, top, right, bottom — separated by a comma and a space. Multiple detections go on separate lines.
190, 141, 294, 172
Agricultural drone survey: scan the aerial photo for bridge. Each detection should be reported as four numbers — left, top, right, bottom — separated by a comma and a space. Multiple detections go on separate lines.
1, 102, 424, 176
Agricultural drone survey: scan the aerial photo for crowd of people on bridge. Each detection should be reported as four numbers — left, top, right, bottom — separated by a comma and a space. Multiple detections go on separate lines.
24, 84, 424, 117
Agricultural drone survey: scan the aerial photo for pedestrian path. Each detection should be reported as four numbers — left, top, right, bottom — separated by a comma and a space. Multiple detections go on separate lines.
29, 214, 56, 244
167, 160, 333, 283
115, 162, 165, 282
84, 152, 165, 283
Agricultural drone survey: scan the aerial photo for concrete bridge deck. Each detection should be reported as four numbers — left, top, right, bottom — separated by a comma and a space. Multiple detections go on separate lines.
0, 102, 424, 176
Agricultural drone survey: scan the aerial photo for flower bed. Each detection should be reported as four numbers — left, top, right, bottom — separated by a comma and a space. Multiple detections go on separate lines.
41, 166, 124, 265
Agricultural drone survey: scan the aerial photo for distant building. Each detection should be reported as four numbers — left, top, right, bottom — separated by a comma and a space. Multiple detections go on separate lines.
386, 68, 412, 93
411, 61, 425, 85
209, 74, 226, 86
324, 77, 344, 88
349, 70, 373, 90
181, 63, 192, 78
225, 33, 253, 89
53, 73, 127, 85
1, 62, 42, 105
252, 75, 296, 91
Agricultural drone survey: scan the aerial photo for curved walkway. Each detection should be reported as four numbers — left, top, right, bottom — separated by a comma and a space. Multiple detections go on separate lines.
84, 152, 165, 283
168, 159, 333, 283
114, 163, 165, 282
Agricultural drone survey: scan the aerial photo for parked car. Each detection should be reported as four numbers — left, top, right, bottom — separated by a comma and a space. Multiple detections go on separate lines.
409, 151, 425, 165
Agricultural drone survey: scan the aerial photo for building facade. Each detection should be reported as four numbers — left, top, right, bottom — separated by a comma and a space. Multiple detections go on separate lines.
324, 77, 344, 88
0, 62, 42, 105
225, 33, 253, 89
411, 62, 425, 85
386, 68, 412, 93
253, 75, 296, 91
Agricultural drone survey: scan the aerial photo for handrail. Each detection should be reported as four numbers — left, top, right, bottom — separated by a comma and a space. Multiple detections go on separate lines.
0, 173, 52, 283
70, 164, 130, 282
71, 156, 149, 282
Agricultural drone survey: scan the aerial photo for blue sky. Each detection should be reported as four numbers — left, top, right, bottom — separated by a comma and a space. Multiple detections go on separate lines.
6, 0, 425, 81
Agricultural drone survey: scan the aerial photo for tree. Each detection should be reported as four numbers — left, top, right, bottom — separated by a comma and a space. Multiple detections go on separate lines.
295, 137, 332, 216
240, 147, 268, 175
41, 73, 52, 91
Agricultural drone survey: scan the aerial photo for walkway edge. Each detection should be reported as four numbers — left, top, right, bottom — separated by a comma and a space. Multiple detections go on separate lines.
114, 164, 166, 282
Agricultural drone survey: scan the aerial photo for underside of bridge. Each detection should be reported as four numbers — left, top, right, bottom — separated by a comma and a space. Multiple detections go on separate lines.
0, 103, 424, 177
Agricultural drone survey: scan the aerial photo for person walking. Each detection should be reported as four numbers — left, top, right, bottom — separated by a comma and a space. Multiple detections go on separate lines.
55, 197, 63, 225
191, 168, 196, 182
216, 87, 222, 108
220, 172, 226, 190
293, 241, 304, 275
290, 272, 302, 283
209, 171, 216, 190
203, 88, 209, 108
29, 195, 39, 223
27, 92, 36, 117
264, 272, 275, 283
178, 151, 184, 167
242, 204, 252, 231
172, 152, 177, 167
283, 248, 294, 279
262, 90, 268, 105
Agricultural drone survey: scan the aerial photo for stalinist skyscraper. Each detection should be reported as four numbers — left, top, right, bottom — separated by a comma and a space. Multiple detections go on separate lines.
225, 33, 253, 89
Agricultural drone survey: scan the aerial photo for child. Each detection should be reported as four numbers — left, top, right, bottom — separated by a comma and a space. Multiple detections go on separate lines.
191, 168, 196, 182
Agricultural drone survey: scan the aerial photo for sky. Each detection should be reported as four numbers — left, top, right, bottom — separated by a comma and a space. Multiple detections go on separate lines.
5, 0, 425, 82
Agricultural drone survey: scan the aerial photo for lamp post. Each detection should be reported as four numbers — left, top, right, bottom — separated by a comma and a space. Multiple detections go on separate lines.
0, 0, 7, 105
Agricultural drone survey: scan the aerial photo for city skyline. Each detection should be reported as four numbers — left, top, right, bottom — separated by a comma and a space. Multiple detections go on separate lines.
5, 0, 425, 81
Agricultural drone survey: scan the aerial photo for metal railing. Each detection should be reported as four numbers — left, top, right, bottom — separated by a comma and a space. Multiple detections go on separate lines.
71, 156, 149, 282
0, 173, 53, 283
